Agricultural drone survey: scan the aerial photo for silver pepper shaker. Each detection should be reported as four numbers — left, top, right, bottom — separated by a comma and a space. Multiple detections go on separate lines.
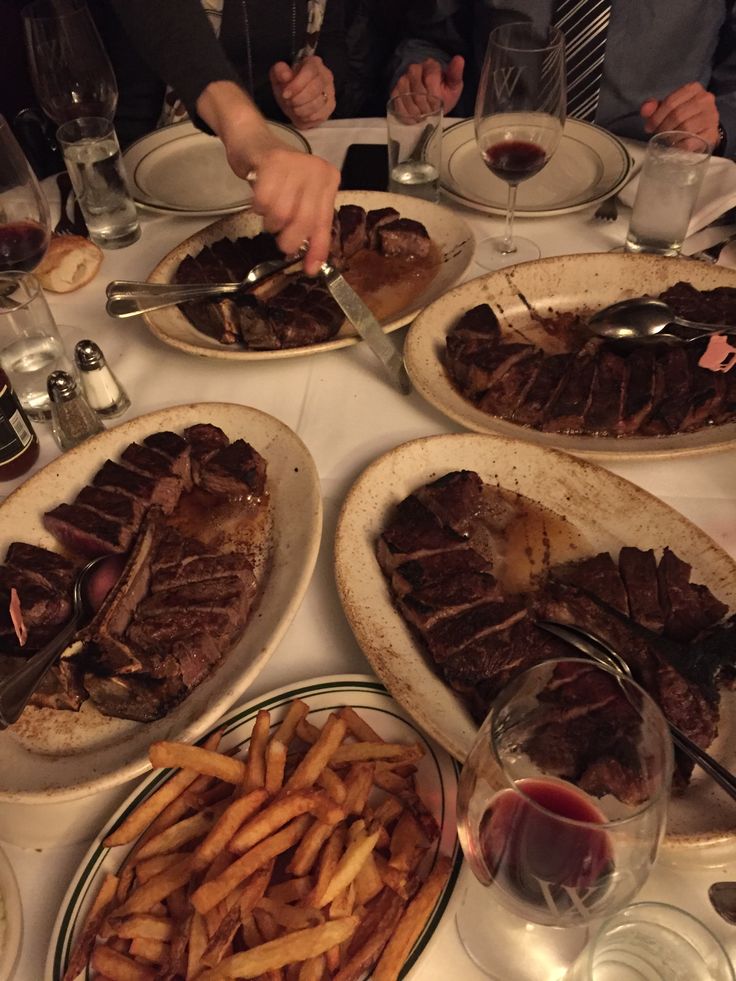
74, 339, 130, 418
48, 370, 105, 451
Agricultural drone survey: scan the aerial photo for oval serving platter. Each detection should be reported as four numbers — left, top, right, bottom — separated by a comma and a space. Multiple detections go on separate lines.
334, 432, 736, 844
404, 252, 736, 461
142, 190, 475, 361
0, 403, 322, 804
47, 674, 462, 981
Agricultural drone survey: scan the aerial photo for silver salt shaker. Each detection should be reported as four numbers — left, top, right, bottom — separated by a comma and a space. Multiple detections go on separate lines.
48, 370, 105, 451
74, 339, 130, 418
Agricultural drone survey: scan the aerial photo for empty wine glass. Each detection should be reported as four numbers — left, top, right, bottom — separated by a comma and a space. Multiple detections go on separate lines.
474, 22, 566, 269
456, 658, 673, 981
0, 116, 51, 273
22, 0, 118, 126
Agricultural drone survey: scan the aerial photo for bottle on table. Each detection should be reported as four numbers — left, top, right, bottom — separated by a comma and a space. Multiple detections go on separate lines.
0, 365, 39, 480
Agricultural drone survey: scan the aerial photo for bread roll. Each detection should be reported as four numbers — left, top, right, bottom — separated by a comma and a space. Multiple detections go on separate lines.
35, 234, 103, 293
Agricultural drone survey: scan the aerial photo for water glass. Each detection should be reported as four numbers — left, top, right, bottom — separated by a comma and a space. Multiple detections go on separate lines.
566, 902, 735, 980
625, 131, 712, 256
56, 117, 140, 249
0, 271, 70, 419
386, 93, 443, 201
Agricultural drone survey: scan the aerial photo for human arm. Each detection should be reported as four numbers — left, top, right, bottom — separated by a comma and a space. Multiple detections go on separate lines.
270, 56, 336, 128
640, 83, 720, 149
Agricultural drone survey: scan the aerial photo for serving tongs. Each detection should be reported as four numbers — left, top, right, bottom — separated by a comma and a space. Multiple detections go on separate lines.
105, 253, 304, 319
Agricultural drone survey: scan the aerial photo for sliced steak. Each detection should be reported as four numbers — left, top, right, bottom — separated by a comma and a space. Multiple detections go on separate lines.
391, 548, 493, 596
584, 348, 626, 435
415, 470, 484, 536
366, 207, 400, 248
477, 352, 543, 418
175, 256, 238, 345
399, 571, 502, 632
92, 460, 182, 513
74, 485, 146, 529
151, 552, 254, 592
619, 348, 657, 435
460, 343, 536, 399
377, 218, 431, 258
337, 205, 367, 258
196, 439, 267, 498
618, 547, 664, 632
657, 547, 728, 642
512, 353, 574, 428
451, 304, 502, 344
553, 552, 629, 616
0, 571, 72, 650
425, 598, 526, 662
234, 294, 281, 350
681, 344, 727, 430
43, 503, 135, 557
642, 347, 691, 435
184, 423, 229, 459
84, 672, 185, 722
377, 495, 467, 575
5, 542, 77, 593
542, 344, 599, 433
121, 442, 182, 480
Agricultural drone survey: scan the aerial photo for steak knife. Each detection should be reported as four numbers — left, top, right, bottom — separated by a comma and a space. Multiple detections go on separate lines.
320, 261, 411, 395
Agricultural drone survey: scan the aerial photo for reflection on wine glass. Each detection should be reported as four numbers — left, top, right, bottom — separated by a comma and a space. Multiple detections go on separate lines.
0, 116, 51, 273
474, 22, 566, 269
456, 658, 673, 981
22, 0, 118, 126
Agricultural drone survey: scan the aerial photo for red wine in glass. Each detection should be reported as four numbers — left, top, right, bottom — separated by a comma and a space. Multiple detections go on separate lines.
483, 140, 548, 184
0, 220, 50, 273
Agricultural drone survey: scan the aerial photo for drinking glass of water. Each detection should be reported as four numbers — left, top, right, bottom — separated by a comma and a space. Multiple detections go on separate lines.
0, 271, 70, 419
56, 117, 140, 250
386, 93, 443, 202
625, 131, 712, 257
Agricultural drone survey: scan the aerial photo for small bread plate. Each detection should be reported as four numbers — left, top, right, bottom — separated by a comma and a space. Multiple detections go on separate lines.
0, 403, 321, 848
0, 846, 22, 981
122, 120, 310, 216
334, 432, 736, 845
142, 190, 475, 361
404, 252, 736, 460
441, 117, 632, 217
47, 674, 462, 981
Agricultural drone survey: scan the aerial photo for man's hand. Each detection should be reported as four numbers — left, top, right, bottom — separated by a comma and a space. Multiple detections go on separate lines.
391, 55, 465, 119
270, 56, 336, 129
641, 82, 720, 148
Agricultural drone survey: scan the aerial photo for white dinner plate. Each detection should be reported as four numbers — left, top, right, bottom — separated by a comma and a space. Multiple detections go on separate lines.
0, 403, 322, 804
441, 117, 632, 217
334, 433, 736, 845
47, 674, 462, 981
143, 191, 475, 361
404, 252, 736, 460
123, 120, 311, 216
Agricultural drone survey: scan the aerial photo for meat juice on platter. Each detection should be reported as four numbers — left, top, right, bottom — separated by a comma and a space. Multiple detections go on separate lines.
174, 204, 440, 349
482, 141, 548, 183
479, 778, 612, 921
0, 220, 49, 272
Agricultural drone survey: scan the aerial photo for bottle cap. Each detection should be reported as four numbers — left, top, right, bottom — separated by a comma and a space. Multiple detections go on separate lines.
74, 338, 105, 371
47, 370, 78, 403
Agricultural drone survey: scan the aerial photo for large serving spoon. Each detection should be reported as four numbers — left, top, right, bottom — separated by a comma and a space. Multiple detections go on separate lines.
537, 619, 736, 803
587, 297, 735, 342
709, 883, 736, 925
0, 552, 126, 728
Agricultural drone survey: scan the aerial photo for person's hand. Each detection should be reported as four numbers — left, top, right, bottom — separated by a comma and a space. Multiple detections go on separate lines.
390, 55, 465, 118
270, 56, 336, 129
641, 82, 720, 149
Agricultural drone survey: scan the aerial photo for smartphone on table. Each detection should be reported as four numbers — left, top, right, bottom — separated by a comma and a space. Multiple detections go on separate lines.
340, 143, 389, 192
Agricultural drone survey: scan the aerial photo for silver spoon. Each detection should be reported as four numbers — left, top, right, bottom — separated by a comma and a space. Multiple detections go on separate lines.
709, 882, 736, 925
537, 619, 736, 803
587, 297, 735, 341
0, 552, 125, 728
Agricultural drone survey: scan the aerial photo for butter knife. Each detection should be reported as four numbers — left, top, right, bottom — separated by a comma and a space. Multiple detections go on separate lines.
320, 261, 411, 395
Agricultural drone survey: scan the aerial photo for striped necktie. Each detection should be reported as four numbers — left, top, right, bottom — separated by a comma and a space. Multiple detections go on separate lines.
553, 0, 612, 122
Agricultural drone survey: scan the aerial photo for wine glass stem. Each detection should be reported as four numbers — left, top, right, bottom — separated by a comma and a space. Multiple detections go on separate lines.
501, 182, 519, 255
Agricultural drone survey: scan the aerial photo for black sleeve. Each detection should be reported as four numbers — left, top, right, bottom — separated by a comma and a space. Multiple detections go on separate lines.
316, 0, 348, 103
108, 0, 241, 120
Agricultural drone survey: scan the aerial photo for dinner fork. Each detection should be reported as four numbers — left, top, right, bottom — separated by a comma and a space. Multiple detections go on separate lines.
593, 194, 619, 221
53, 171, 89, 237
537, 619, 736, 802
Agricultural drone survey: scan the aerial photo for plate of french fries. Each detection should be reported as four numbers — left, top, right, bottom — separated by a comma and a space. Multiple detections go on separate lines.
48, 675, 462, 981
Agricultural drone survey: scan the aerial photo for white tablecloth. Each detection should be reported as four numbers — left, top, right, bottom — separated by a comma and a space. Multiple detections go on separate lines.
4, 119, 736, 981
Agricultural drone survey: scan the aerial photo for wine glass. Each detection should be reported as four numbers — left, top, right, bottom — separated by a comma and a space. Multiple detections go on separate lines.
474, 22, 566, 269
456, 658, 673, 981
22, 0, 118, 126
0, 116, 51, 272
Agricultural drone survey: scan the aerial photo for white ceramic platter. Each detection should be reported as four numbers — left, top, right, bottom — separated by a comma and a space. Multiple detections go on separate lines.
142, 190, 475, 361
47, 674, 462, 981
122, 120, 310, 216
334, 432, 736, 844
0, 846, 22, 981
404, 252, 736, 460
440, 117, 632, 217
0, 403, 321, 805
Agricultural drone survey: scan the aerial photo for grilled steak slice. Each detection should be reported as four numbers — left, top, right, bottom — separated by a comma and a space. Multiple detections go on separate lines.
391, 548, 493, 596
399, 571, 502, 632
618, 547, 664, 632
151, 527, 207, 573
461, 343, 536, 399
184, 424, 230, 481
553, 552, 629, 616
176, 256, 240, 344
619, 348, 657, 434
151, 552, 254, 592
143, 430, 191, 467
415, 471, 484, 536
377, 495, 467, 575
29, 659, 87, 711
377, 218, 431, 258
642, 347, 691, 435
121, 442, 182, 481
269, 295, 343, 348
478, 352, 544, 417
84, 672, 184, 722
235, 294, 282, 350
681, 343, 727, 430
92, 460, 182, 513
43, 503, 135, 557
657, 547, 728, 642
366, 207, 400, 248
5, 542, 77, 593
512, 353, 574, 427
584, 348, 626, 435
0, 570, 72, 650
452, 304, 502, 344
74, 485, 146, 530
126, 608, 233, 650
337, 205, 367, 258
661, 282, 736, 326
542, 344, 599, 433
425, 598, 526, 662
196, 439, 267, 498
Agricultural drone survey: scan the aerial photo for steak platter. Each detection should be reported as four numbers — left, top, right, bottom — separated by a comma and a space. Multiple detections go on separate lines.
0, 424, 271, 724
174, 204, 436, 349
377, 470, 735, 798
445, 284, 736, 438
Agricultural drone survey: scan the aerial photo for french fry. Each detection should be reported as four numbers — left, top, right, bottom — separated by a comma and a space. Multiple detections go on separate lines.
346, 887, 404, 960
328, 881, 356, 919
244, 710, 270, 791
112, 857, 193, 918
354, 854, 384, 906
129, 937, 169, 964
288, 818, 336, 877
316, 831, 380, 907
389, 812, 428, 873
286, 716, 347, 792
253, 907, 278, 942
298, 955, 325, 981
192, 815, 311, 914
368, 796, 404, 828
169, 914, 191, 979
135, 807, 220, 861
149, 742, 246, 785
230, 791, 344, 855
202, 866, 272, 967
372, 770, 412, 796
333, 896, 402, 981
342, 763, 375, 815
135, 852, 189, 885
266, 876, 312, 904
273, 699, 309, 746
166, 884, 190, 921
330, 742, 423, 766
187, 911, 209, 980
295, 717, 322, 745
62, 873, 119, 981
257, 896, 324, 930
115, 915, 173, 942
265, 739, 287, 795
372, 857, 452, 981
198, 917, 359, 981
91, 944, 157, 981
241, 914, 262, 949
337, 707, 382, 743
193, 789, 269, 870
316, 767, 347, 804
307, 825, 345, 909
